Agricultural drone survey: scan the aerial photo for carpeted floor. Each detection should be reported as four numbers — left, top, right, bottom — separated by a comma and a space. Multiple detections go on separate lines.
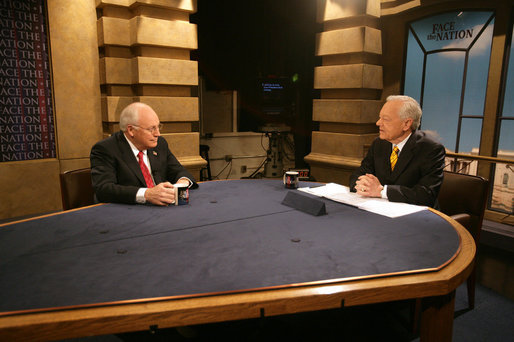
449, 283, 514, 342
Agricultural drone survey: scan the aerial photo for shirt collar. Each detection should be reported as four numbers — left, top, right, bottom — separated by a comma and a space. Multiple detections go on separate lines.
123, 132, 146, 158
393, 133, 412, 154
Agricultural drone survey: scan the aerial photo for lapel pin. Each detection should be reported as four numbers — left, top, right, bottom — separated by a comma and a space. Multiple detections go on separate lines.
153, 151, 157, 156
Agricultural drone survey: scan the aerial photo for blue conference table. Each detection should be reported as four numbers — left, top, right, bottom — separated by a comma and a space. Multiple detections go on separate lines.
0, 180, 474, 341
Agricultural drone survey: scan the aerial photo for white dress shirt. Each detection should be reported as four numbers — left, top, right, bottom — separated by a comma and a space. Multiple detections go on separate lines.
123, 133, 155, 203
381, 133, 412, 199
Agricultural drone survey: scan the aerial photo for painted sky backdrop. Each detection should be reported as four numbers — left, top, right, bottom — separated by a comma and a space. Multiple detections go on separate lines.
404, 11, 513, 154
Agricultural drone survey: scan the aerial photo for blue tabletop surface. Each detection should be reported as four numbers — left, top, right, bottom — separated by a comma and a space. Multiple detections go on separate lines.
0, 180, 459, 314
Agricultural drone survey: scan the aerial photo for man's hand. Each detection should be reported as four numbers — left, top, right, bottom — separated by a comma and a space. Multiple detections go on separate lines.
144, 182, 175, 206
355, 174, 383, 198
175, 178, 191, 187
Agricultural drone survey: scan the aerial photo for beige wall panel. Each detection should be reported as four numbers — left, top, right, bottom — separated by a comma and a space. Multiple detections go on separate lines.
133, 46, 190, 59
177, 156, 205, 173
101, 57, 132, 84
103, 122, 191, 134
136, 85, 191, 96
362, 64, 383, 89
381, 1, 421, 16
130, 0, 197, 12
133, 57, 198, 85
162, 132, 199, 157
314, 64, 383, 89
305, 151, 362, 185
103, 124, 119, 135
130, 17, 197, 49
321, 89, 380, 100
96, 0, 131, 7
309, 164, 355, 186
324, 16, 380, 31
364, 25, 381, 53
132, 6, 190, 21
59, 158, 91, 173
317, 0, 380, 22
365, 0, 380, 17
102, 96, 135, 122
322, 53, 381, 66
102, 6, 132, 19
105, 85, 135, 96
163, 123, 192, 132
316, 27, 381, 56
98, 17, 130, 47
47, 0, 103, 160
0, 160, 61, 219
319, 122, 377, 134
97, 17, 106, 46
105, 46, 132, 58
137, 96, 199, 121
99, 58, 106, 84
313, 99, 382, 123
310, 131, 376, 158
305, 152, 362, 169
201, 91, 236, 133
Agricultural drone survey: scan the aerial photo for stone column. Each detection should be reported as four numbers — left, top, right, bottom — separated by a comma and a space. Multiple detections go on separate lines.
305, 0, 383, 185
96, 0, 205, 179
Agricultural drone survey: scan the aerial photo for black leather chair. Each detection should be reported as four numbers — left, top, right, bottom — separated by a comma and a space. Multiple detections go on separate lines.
59, 168, 95, 211
437, 171, 489, 309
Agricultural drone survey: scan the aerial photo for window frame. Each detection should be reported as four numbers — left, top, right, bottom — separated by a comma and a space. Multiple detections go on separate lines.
399, 6, 514, 225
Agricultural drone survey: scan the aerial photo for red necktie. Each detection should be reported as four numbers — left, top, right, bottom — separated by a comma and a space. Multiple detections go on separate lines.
137, 151, 155, 188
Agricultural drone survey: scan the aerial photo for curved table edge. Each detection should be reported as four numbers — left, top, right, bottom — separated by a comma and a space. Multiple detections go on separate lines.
0, 209, 475, 341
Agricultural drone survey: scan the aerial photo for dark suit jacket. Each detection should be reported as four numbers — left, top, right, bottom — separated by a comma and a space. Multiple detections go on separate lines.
349, 130, 445, 208
90, 131, 197, 204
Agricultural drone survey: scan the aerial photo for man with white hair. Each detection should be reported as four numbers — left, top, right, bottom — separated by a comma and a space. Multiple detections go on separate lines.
350, 95, 445, 208
90, 102, 196, 205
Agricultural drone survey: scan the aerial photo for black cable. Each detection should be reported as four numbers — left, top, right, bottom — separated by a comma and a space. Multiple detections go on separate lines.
260, 133, 268, 152
248, 158, 267, 178
225, 161, 233, 180
213, 160, 232, 180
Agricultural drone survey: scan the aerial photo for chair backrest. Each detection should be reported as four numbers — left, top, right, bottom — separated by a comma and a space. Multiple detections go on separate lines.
437, 171, 489, 242
60, 168, 95, 210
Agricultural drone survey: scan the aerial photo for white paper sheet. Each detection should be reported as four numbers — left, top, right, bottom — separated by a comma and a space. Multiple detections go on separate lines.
298, 183, 427, 218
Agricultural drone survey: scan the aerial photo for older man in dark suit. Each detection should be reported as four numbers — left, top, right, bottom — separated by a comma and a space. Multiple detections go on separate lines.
90, 102, 196, 205
350, 95, 445, 208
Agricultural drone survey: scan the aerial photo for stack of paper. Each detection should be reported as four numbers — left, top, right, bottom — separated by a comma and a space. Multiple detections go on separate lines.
299, 183, 427, 218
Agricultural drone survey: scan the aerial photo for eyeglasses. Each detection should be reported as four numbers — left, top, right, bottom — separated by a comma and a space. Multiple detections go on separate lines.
131, 123, 163, 134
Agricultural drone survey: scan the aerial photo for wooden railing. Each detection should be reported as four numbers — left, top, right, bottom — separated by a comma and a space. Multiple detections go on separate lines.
445, 152, 514, 165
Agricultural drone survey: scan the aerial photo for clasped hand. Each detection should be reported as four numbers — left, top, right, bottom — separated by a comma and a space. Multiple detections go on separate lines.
355, 173, 383, 198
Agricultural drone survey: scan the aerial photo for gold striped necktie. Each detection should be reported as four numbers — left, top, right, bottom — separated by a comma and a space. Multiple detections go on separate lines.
390, 146, 399, 171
